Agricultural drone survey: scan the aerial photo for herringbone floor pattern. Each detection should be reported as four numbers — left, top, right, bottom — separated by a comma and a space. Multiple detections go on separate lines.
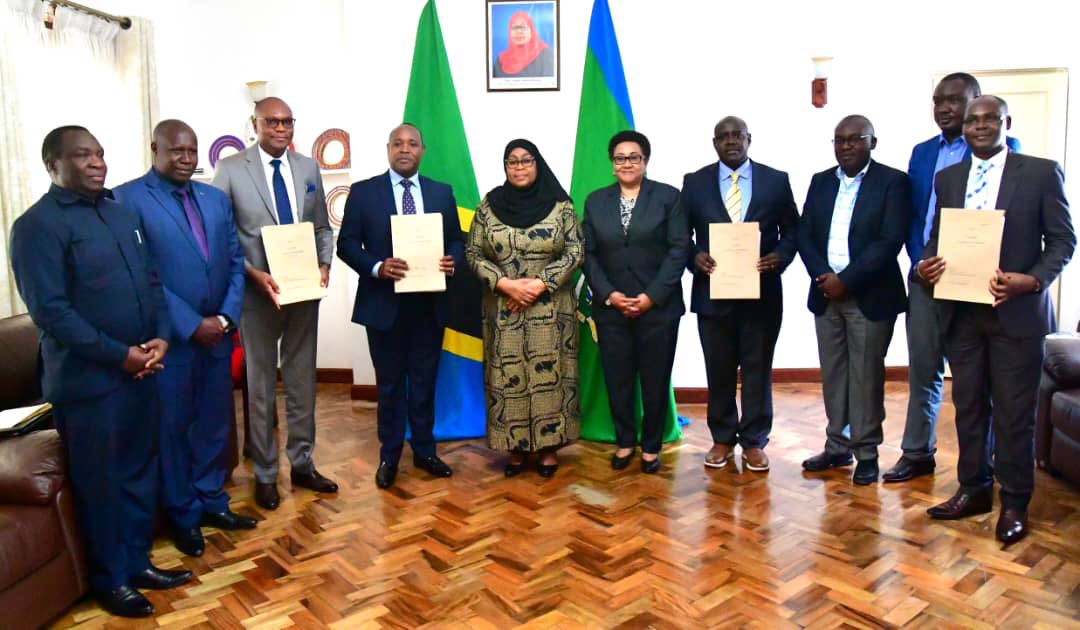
51, 383, 1080, 628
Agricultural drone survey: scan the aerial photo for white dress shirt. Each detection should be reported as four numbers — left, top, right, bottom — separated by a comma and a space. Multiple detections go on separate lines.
257, 145, 298, 224
372, 170, 427, 277
963, 147, 1008, 210
827, 161, 871, 273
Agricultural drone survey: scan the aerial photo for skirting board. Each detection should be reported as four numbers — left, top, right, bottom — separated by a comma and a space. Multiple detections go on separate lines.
347, 367, 910, 402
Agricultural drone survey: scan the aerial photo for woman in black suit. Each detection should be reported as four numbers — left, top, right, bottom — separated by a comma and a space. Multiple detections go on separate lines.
582, 130, 689, 473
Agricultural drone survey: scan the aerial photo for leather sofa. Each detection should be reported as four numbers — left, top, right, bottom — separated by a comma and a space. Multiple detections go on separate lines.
1036, 325, 1080, 486
0, 313, 88, 629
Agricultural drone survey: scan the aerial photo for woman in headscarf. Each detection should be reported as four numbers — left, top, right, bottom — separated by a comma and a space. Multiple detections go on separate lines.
466, 139, 582, 478
493, 11, 555, 78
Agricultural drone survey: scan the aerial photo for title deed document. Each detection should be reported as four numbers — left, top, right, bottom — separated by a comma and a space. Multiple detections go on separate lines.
935, 208, 1005, 304
391, 213, 445, 293
261, 222, 327, 305
709, 222, 760, 300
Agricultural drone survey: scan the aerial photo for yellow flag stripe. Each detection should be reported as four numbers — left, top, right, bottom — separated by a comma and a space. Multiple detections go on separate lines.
458, 205, 475, 232
443, 328, 483, 361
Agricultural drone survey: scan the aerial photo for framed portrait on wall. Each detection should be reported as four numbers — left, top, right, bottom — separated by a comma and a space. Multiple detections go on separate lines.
486, 0, 560, 91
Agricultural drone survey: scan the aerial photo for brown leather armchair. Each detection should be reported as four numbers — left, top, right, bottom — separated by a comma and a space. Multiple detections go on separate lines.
1036, 325, 1080, 486
0, 314, 88, 629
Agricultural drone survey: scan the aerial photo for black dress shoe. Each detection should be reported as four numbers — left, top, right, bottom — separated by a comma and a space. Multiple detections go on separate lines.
996, 508, 1029, 545
504, 458, 526, 477
254, 482, 280, 510
375, 461, 398, 489
537, 461, 559, 478
611, 449, 634, 470
130, 565, 193, 590
173, 526, 204, 557
641, 455, 661, 474
882, 456, 936, 483
414, 455, 453, 477
201, 508, 257, 530
95, 585, 153, 617
852, 458, 879, 485
802, 451, 853, 472
291, 468, 339, 493
927, 488, 993, 520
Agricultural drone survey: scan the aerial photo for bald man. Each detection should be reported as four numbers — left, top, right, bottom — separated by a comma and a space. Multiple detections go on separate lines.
212, 98, 338, 510
115, 120, 255, 556
797, 115, 912, 485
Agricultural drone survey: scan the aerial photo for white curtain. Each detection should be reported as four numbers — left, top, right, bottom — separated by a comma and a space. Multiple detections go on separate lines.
0, 0, 158, 317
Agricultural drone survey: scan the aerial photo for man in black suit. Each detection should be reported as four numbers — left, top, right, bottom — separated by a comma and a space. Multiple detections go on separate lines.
682, 116, 799, 472
337, 123, 465, 489
918, 96, 1074, 544
797, 115, 912, 485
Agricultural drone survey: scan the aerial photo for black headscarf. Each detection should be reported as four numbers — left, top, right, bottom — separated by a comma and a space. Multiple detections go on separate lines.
486, 138, 570, 229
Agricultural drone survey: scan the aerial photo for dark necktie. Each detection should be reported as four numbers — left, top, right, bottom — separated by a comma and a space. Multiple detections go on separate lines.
176, 189, 209, 260
270, 158, 294, 224
401, 178, 416, 214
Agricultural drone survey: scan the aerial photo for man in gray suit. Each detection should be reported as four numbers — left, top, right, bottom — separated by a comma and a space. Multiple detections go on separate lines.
212, 97, 338, 510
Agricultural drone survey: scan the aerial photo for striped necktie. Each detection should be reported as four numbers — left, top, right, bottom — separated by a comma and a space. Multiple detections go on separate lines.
966, 160, 994, 209
725, 171, 742, 222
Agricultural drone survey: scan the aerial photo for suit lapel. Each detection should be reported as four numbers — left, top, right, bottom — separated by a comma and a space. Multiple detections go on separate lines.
243, 147, 276, 223
146, 176, 205, 262
847, 162, 876, 238
193, 185, 217, 258
382, 172, 397, 216
626, 180, 653, 240
743, 161, 761, 222
288, 152, 309, 222
996, 153, 1021, 210
704, 163, 731, 224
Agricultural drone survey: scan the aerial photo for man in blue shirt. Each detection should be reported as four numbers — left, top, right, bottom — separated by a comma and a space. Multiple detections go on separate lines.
885, 73, 1021, 483
9, 126, 192, 617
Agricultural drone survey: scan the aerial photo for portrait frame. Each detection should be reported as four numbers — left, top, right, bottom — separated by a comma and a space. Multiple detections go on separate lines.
486, 0, 560, 92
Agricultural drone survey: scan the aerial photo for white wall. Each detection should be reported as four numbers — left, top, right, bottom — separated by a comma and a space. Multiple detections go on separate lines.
84, 0, 1080, 387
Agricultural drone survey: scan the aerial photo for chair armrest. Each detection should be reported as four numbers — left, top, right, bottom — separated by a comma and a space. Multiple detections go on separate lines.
0, 429, 65, 505
1044, 334, 1080, 387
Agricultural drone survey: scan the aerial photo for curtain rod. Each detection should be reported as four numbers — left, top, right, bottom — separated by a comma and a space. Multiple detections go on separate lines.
42, 0, 132, 30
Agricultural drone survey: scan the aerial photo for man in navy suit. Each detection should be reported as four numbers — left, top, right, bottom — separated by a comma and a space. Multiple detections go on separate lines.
10, 126, 191, 617
886, 73, 1022, 483
919, 96, 1074, 543
797, 115, 912, 486
114, 120, 256, 559
337, 123, 465, 489
683, 116, 799, 472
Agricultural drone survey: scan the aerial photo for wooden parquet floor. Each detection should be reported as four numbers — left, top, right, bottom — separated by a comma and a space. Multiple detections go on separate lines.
50, 382, 1080, 629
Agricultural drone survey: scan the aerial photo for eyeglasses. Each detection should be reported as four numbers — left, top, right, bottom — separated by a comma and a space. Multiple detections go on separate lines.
715, 131, 748, 142
832, 134, 872, 146
963, 114, 1006, 126
613, 154, 644, 165
255, 117, 296, 129
505, 156, 536, 169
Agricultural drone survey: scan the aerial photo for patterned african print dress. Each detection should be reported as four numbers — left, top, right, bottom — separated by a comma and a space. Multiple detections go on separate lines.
466, 198, 582, 452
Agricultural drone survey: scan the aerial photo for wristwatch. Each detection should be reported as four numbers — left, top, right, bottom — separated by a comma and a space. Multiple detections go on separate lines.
217, 315, 235, 333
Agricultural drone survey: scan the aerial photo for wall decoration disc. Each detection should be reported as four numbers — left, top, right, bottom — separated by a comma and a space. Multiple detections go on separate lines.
208, 135, 246, 167
312, 128, 350, 170
325, 185, 350, 228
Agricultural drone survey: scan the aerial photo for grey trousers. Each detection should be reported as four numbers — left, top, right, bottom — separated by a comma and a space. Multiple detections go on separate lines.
240, 291, 319, 483
899, 277, 946, 461
814, 298, 896, 461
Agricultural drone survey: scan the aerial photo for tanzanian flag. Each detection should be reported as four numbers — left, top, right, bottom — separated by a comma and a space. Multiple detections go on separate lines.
569, 0, 683, 443
404, 0, 484, 439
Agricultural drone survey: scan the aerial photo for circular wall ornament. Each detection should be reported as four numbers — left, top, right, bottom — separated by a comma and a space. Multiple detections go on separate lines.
208, 135, 246, 168
325, 185, 350, 228
312, 128, 350, 170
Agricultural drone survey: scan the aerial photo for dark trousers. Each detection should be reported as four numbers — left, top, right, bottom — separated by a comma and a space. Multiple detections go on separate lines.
595, 315, 679, 455
52, 377, 159, 592
367, 294, 442, 464
698, 310, 781, 449
945, 303, 1044, 510
156, 343, 233, 528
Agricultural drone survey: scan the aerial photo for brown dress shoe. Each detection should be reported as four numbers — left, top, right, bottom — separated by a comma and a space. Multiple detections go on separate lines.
742, 447, 770, 472
996, 509, 1028, 545
705, 444, 735, 469
926, 488, 992, 520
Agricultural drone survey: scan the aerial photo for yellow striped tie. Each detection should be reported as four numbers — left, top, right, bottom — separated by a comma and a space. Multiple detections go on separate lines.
725, 172, 742, 222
